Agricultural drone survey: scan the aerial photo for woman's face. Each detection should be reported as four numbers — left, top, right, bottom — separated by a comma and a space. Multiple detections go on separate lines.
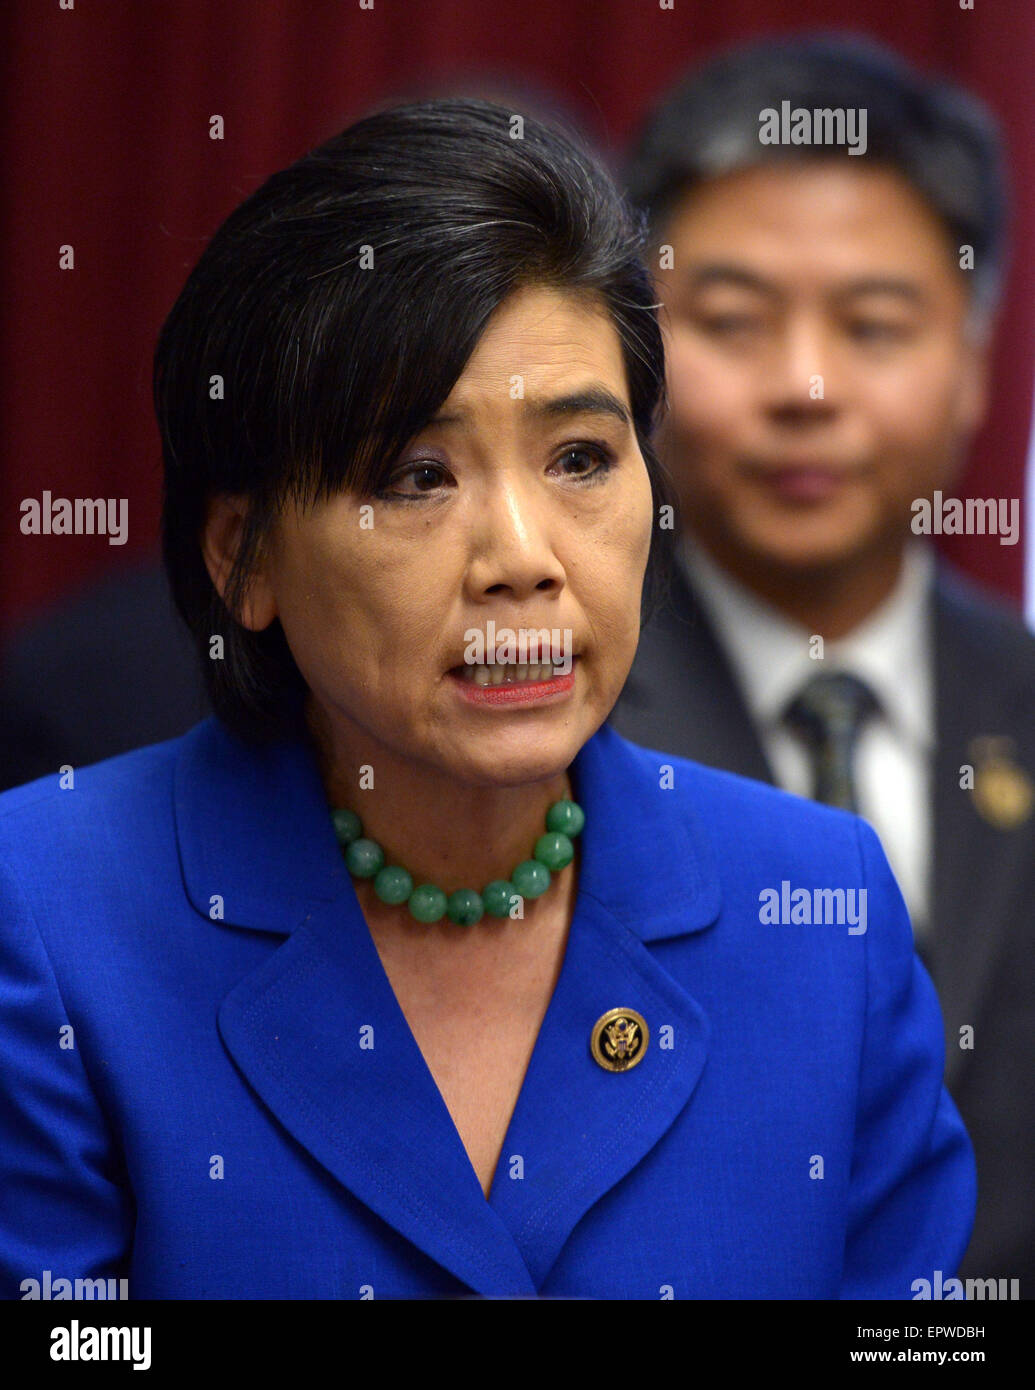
239, 285, 654, 788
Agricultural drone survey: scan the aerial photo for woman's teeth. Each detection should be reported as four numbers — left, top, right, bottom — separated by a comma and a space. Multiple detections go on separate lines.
458, 663, 562, 687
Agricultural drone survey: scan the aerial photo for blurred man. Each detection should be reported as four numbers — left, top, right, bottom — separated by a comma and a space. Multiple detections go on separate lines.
610, 35, 1035, 1289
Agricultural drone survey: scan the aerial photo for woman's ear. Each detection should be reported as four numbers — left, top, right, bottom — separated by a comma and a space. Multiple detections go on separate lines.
200, 494, 278, 631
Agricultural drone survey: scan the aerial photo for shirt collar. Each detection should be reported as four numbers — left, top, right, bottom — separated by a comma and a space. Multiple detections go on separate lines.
678, 537, 936, 751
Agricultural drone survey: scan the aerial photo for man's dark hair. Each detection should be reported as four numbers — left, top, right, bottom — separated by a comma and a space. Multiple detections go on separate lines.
155, 97, 676, 744
623, 33, 1008, 318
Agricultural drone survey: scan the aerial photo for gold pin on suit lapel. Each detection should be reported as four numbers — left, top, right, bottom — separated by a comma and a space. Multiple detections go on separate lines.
969, 737, 1034, 831
590, 1008, 649, 1072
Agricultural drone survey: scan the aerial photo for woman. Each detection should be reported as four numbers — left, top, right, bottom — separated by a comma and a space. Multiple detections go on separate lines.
0, 99, 973, 1299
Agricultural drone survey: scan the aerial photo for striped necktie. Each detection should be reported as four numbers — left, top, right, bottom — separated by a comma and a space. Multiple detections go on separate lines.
783, 672, 878, 813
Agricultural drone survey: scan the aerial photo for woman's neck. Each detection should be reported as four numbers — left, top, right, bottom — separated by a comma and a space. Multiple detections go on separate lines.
305, 696, 576, 897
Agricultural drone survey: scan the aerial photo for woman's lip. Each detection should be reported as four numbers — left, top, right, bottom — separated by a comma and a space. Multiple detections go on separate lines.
447, 661, 577, 707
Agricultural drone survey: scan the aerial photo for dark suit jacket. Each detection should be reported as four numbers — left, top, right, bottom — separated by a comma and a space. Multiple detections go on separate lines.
608, 553, 1035, 1292
0, 560, 208, 792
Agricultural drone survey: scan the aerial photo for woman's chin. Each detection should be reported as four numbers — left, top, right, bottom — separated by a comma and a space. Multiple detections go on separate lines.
431, 720, 590, 789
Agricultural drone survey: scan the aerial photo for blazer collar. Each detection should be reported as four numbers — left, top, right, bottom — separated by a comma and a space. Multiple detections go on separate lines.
174, 715, 722, 945
174, 716, 720, 1294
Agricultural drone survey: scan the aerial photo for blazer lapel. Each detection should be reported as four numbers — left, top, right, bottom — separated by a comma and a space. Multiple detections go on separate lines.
486, 891, 711, 1287
177, 717, 536, 1294
482, 721, 719, 1287
217, 896, 539, 1295
175, 715, 720, 1295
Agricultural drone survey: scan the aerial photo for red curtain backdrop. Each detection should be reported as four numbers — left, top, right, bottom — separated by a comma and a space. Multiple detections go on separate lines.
2, 0, 1032, 634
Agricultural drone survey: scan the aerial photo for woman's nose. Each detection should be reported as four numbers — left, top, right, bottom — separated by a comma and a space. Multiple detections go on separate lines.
465, 480, 566, 601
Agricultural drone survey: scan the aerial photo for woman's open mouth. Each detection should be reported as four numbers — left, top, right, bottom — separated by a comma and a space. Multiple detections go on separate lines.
446, 657, 578, 706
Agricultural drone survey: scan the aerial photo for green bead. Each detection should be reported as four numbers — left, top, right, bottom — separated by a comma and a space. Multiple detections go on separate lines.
408, 884, 448, 923
512, 858, 551, 899
331, 807, 362, 845
534, 831, 574, 872
374, 865, 413, 905
483, 880, 518, 918
345, 837, 384, 878
447, 889, 484, 926
546, 799, 585, 837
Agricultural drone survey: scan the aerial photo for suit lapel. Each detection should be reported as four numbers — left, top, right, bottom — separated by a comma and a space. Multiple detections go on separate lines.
489, 721, 719, 1285
486, 890, 710, 1287
176, 716, 721, 1295
610, 561, 774, 782
217, 894, 539, 1295
930, 571, 1027, 1087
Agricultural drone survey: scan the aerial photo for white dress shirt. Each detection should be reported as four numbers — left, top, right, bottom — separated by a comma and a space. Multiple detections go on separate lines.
679, 538, 935, 938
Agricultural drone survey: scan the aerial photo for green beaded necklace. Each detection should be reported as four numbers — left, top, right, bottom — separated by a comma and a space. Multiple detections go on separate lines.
331, 797, 585, 926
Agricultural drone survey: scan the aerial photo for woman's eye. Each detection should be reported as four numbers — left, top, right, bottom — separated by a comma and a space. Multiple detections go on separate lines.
553, 444, 615, 483
374, 445, 615, 501
375, 462, 450, 500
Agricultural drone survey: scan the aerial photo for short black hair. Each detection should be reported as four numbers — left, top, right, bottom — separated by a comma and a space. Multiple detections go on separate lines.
155, 97, 677, 744
623, 33, 1008, 317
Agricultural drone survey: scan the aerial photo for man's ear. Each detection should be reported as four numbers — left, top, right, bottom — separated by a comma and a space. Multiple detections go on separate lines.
200, 494, 277, 631
955, 327, 993, 437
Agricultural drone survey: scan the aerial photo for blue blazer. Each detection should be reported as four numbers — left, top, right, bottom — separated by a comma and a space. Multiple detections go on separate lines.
0, 716, 974, 1299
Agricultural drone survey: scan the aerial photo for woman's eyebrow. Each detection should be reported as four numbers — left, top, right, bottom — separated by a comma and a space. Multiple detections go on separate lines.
425, 386, 633, 433
526, 387, 632, 427
429, 387, 631, 430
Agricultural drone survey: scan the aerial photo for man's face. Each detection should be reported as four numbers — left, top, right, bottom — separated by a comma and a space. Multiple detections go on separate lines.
655, 162, 990, 575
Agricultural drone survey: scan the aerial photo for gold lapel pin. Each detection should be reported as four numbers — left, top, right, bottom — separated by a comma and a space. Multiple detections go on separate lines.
590, 1008, 649, 1072
970, 737, 1034, 831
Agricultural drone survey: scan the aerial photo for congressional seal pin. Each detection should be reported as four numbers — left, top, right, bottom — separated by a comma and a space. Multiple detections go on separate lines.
970, 738, 1034, 831
590, 1008, 649, 1073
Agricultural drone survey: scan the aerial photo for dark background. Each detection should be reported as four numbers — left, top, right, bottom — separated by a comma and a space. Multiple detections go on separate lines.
2, 0, 1032, 636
